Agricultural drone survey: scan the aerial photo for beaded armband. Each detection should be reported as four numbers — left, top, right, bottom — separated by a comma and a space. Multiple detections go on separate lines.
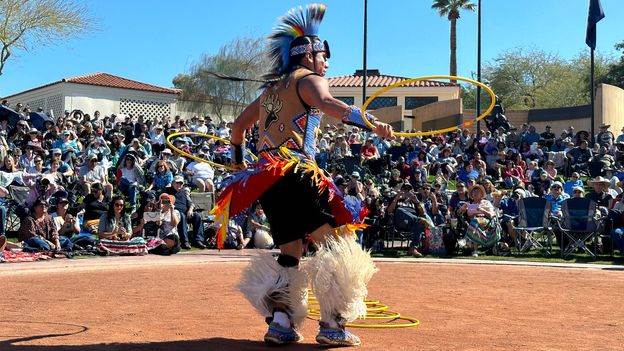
341, 105, 378, 131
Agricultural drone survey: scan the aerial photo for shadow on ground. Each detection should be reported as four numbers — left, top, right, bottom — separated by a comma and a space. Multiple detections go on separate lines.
1, 335, 321, 351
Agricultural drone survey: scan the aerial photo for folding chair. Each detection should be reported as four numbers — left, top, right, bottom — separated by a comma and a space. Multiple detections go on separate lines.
552, 198, 605, 259
512, 197, 552, 255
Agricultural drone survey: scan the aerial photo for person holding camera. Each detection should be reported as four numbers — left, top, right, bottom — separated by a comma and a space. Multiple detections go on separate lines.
386, 183, 429, 257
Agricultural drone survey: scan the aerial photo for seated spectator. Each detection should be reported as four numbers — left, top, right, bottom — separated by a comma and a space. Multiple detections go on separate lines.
185, 153, 215, 192
544, 181, 569, 217
224, 216, 250, 250
499, 188, 524, 245
82, 182, 108, 224
80, 154, 113, 198
246, 203, 273, 249
50, 197, 80, 238
532, 170, 552, 197
448, 182, 469, 216
586, 176, 613, 209
117, 154, 145, 209
386, 183, 429, 257
98, 196, 132, 240
148, 160, 174, 195
566, 139, 592, 171
165, 175, 204, 250
19, 198, 73, 252
360, 138, 379, 163
563, 172, 583, 197
460, 184, 499, 257
48, 148, 74, 177
146, 193, 182, 254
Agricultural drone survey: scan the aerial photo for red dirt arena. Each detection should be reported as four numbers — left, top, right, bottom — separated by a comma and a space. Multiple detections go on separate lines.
1, 251, 623, 351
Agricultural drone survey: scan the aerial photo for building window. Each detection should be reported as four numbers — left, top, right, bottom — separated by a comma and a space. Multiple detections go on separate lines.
365, 96, 397, 110
405, 96, 438, 110
335, 96, 354, 105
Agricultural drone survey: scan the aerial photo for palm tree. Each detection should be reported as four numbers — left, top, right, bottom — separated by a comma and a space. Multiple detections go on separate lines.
431, 0, 477, 80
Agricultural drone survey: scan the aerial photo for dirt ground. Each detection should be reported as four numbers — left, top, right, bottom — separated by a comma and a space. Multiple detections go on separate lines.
0, 254, 623, 351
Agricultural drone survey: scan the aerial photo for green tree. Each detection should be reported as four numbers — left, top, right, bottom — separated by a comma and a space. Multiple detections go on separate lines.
0, 0, 95, 76
481, 48, 614, 110
431, 0, 476, 81
173, 37, 268, 121
601, 40, 624, 89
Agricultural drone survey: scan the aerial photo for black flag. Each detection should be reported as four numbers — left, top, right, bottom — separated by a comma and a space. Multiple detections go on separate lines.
585, 0, 605, 49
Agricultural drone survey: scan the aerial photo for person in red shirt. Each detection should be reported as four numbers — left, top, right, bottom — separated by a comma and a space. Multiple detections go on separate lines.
360, 138, 379, 165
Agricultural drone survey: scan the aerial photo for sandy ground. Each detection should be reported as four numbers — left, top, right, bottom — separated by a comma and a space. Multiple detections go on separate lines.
0, 252, 623, 351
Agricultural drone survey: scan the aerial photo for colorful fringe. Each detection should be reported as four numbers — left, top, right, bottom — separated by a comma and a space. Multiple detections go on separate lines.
211, 148, 361, 249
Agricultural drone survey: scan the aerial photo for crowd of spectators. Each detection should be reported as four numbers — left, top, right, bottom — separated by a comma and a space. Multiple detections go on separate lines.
1, 100, 624, 259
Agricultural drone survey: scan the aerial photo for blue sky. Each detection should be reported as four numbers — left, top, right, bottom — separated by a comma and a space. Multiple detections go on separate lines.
1, 0, 623, 97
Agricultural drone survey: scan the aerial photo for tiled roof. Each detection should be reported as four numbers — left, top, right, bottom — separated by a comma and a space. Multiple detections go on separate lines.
3, 72, 179, 99
64, 73, 179, 94
328, 74, 456, 88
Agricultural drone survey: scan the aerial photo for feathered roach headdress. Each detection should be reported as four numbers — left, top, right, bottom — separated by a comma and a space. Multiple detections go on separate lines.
263, 3, 330, 82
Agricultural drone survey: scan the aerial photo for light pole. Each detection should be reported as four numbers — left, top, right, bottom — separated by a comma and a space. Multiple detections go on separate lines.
476, 0, 482, 136
363, 0, 368, 105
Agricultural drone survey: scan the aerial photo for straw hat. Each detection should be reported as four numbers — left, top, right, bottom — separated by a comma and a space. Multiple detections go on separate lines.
469, 184, 487, 198
589, 176, 611, 185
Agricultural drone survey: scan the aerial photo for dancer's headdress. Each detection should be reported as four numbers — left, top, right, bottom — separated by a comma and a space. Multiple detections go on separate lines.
264, 3, 331, 82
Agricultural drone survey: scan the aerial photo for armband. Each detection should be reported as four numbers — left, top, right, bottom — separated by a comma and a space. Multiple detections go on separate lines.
341, 105, 377, 131
230, 143, 244, 164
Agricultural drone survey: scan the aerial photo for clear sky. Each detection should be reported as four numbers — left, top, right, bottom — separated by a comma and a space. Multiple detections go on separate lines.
1, 0, 623, 97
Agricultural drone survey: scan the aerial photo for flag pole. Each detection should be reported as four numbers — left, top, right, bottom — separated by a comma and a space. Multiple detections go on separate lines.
590, 47, 595, 145
362, 0, 368, 107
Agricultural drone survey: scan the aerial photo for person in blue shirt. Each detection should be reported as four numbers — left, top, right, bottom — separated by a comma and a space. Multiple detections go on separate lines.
499, 188, 522, 245
522, 125, 541, 145
563, 172, 583, 197
543, 181, 569, 217
457, 161, 479, 183
52, 130, 80, 158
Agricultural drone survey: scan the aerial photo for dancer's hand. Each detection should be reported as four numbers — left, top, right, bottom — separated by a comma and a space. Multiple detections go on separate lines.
373, 121, 394, 139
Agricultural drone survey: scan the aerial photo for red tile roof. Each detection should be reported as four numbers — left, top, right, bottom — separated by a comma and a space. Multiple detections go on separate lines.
328, 74, 456, 88
64, 73, 179, 94
3, 72, 179, 99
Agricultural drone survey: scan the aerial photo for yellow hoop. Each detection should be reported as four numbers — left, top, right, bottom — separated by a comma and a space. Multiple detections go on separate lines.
360, 75, 496, 137
307, 290, 419, 329
165, 131, 257, 171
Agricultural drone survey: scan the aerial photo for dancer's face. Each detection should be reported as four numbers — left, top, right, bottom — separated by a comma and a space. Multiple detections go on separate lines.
305, 52, 329, 77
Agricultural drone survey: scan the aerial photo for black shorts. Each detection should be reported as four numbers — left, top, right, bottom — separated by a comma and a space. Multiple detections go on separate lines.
259, 170, 336, 247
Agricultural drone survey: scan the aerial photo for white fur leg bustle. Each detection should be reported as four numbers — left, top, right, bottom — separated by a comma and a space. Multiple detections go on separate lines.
237, 251, 308, 328
307, 235, 378, 325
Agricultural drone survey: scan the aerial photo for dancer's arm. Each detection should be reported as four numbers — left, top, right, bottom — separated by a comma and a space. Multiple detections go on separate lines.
298, 75, 394, 139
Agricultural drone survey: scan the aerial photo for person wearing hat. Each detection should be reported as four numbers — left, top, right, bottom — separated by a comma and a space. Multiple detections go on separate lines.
165, 175, 205, 249
48, 148, 74, 177
51, 197, 80, 238
587, 176, 613, 208
19, 197, 73, 252
571, 186, 585, 198
148, 148, 179, 174
596, 123, 614, 147
459, 184, 497, 257
563, 172, 583, 197
79, 153, 113, 199
498, 188, 525, 246
544, 181, 569, 217
150, 124, 166, 153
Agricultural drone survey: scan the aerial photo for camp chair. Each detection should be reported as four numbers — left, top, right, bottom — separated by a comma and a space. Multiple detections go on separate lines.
512, 197, 552, 255
383, 206, 416, 249
552, 197, 606, 259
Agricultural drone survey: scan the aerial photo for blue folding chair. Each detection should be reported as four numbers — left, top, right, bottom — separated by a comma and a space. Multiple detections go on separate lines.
552, 198, 606, 259
513, 197, 552, 255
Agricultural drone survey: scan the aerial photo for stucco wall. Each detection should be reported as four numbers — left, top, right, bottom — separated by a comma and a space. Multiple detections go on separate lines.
596, 83, 624, 135
412, 99, 462, 131
3, 84, 66, 119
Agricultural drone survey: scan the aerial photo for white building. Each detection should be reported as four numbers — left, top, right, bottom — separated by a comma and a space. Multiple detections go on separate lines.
328, 69, 460, 118
2, 72, 180, 119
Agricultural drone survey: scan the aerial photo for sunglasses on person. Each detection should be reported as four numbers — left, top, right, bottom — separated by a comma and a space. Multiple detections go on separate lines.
114, 202, 124, 208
